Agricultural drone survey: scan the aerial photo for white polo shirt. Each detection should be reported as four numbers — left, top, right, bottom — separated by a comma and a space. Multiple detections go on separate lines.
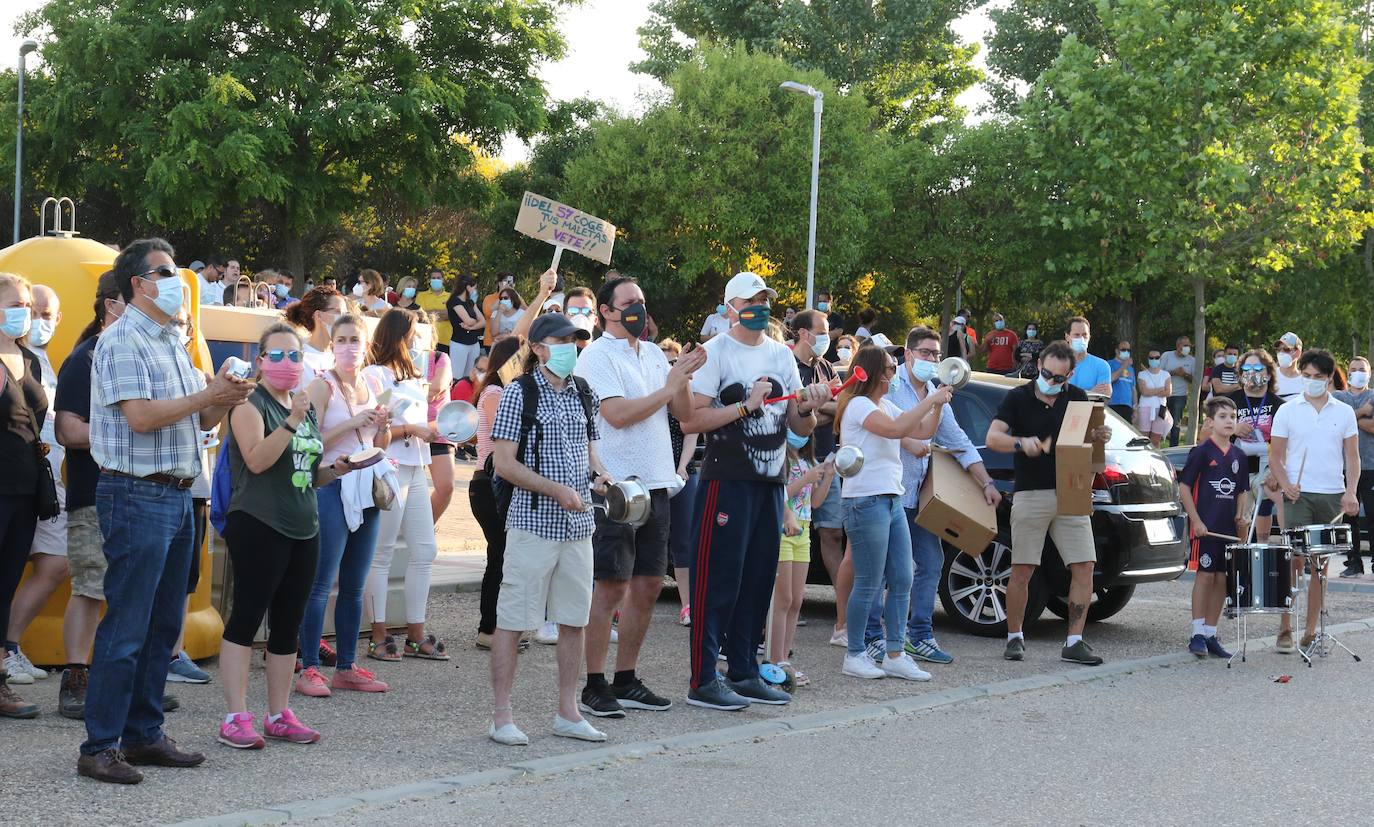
1271, 393, 1358, 494
700, 313, 731, 339
573, 331, 677, 490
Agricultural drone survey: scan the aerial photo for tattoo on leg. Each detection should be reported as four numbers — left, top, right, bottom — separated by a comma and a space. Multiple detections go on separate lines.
1068, 602, 1086, 625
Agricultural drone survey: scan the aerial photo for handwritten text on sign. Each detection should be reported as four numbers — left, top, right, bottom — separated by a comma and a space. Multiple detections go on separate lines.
514, 192, 616, 265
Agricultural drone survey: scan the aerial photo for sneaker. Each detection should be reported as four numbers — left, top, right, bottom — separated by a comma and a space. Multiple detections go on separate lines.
727, 676, 791, 705
489, 721, 529, 746
318, 639, 338, 667
686, 676, 751, 711
613, 678, 673, 711
795, 617, 808, 626
881, 653, 932, 682
0, 677, 38, 719
905, 638, 954, 664
678, 606, 691, 627
295, 666, 332, 698
1275, 630, 1296, 654
218, 712, 265, 749
1188, 634, 1207, 658
553, 715, 606, 742
8, 648, 47, 681
167, 651, 211, 684
1004, 637, 1026, 661
579, 681, 626, 719
1340, 564, 1364, 578
59, 667, 88, 719
1060, 639, 1104, 666
829, 627, 847, 647
842, 652, 885, 680
864, 638, 886, 665
534, 621, 559, 645
331, 666, 388, 693
475, 631, 493, 650
263, 709, 321, 744
3, 653, 34, 685
1204, 636, 1233, 659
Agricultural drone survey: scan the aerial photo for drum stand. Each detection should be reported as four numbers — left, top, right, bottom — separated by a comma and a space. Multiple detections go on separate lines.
1296, 550, 1362, 667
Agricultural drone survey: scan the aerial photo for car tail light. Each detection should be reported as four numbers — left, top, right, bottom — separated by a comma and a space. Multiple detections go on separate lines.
1092, 465, 1129, 503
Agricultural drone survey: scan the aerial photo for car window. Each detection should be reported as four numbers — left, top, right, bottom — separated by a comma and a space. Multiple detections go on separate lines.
950, 392, 995, 446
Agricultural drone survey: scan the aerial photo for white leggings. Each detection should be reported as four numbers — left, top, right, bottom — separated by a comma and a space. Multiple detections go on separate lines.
367, 463, 438, 625
449, 341, 481, 383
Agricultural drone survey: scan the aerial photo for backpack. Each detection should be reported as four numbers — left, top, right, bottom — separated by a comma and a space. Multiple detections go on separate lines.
486, 373, 596, 520
208, 435, 232, 537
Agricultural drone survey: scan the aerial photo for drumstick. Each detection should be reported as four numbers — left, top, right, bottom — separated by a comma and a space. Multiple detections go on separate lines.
764, 366, 868, 405
1206, 532, 1243, 543
1295, 450, 1307, 492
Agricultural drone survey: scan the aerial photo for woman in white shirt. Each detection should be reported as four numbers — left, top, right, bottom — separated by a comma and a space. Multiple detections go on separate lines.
1134, 348, 1173, 448
284, 286, 346, 391
835, 345, 950, 681
352, 268, 392, 316
490, 286, 526, 338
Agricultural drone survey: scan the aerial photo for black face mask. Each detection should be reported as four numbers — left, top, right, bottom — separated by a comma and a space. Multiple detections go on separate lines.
620, 302, 648, 339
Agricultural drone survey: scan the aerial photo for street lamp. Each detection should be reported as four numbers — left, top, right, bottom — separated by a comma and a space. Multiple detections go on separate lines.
13, 38, 38, 246
780, 81, 823, 309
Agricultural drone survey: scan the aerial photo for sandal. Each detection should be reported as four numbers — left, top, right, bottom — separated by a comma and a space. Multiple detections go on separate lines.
367, 636, 402, 662
404, 634, 450, 660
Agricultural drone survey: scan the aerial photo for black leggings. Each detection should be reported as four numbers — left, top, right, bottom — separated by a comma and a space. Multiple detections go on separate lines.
0, 493, 37, 651
470, 469, 507, 635
190, 497, 207, 593
223, 511, 320, 655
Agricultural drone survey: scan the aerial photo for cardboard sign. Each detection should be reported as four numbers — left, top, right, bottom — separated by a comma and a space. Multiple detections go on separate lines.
917, 450, 998, 557
1055, 400, 1107, 516
514, 191, 616, 265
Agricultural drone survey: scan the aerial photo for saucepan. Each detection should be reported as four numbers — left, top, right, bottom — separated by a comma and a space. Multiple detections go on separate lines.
935, 356, 972, 389
590, 475, 652, 527
832, 445, 865, 478
434, 400, 479, 444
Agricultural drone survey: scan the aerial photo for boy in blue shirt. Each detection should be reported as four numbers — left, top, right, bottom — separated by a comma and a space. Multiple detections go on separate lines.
1178, 396, 1249, 658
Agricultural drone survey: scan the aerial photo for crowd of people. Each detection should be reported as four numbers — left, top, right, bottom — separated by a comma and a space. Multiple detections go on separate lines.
1, 242, 1369, 784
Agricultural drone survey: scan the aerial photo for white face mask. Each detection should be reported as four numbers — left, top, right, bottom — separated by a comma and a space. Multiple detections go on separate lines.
1349, 370, 1369, 389
1303, 377, 1328, 398
352, 282, 367, 297
836, 347, 852, 362
1277, 352, 1294, 369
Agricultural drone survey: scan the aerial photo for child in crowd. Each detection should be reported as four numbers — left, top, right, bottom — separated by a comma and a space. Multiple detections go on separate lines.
1178, 396, 1249, 659
769, 429, 835, 687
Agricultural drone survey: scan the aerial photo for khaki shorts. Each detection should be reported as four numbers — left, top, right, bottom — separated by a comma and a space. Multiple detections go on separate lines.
30, 469, 67, 556
66, 506, 105, 600
1010, 489, 1096, 566
1285, 492, 1345, 529
496, 528, 593, 632
778, 520, 811, 563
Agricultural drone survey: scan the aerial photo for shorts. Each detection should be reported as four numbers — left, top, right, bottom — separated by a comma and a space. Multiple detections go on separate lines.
429, 442, 454, 457
1242, 466, 1278, 520
1285, 492, 1345, 529
30, 468, 67, 555
778, 520, 811, 563
592, 488, 670, 580
496, 528, 593, 631
811, 473, 843, 529
66, 506, 105, 600
1134, 405, 1172, 436
1009, 489, 1096, 566
1192, 537, 1228, 573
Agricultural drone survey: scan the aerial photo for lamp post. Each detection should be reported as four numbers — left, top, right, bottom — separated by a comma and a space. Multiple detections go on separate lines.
13, 38, 38, 246
780, 81, 823, 309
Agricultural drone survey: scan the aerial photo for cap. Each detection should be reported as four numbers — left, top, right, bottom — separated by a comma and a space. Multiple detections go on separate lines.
953, 315, 967, 325
1276, 331, 1301, 349
724, 272, 777, 304
871, 333, 893, 348
529, 312, 590, 343
188, 260, 205, 273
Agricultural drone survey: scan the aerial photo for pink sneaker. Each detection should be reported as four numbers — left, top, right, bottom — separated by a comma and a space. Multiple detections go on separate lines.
218, 712, 265, 750
331, 665, 388, 693
263, 708, 321, 744
295, 666, 332, 698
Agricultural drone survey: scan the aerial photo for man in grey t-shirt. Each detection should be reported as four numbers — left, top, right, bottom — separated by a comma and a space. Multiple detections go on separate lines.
1158, 335, 1195, 446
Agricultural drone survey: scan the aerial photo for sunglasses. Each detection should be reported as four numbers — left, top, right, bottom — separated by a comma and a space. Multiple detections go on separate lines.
263, 349, 302, 363
566, 307, 594, 317
137, 264, 180, 280
1241, 364, 1266, 373
1039, 367, 1069, 385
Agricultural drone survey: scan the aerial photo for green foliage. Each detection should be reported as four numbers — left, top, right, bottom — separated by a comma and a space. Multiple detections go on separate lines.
985, 0, 1114, 111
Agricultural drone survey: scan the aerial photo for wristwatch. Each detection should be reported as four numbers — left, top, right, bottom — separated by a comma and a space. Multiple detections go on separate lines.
1013, 438, 1024, 454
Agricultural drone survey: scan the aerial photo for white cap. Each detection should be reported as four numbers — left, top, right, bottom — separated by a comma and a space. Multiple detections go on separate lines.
871, 333, 893, 348
724, 272, 777, 304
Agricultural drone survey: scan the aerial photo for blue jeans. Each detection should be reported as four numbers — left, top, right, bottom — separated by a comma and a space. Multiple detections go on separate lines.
299, 481, 381, 670
866, 507, 943, 644
82, 474, 194, 755
843, 494, 912, 656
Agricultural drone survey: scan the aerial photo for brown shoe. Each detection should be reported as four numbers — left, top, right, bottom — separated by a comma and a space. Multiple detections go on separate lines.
77, 749, 144, 784
122, 735, 206, 768
1275, 630, 1296, 654
1300, 632, 1316, 649
0, 675, 38, 719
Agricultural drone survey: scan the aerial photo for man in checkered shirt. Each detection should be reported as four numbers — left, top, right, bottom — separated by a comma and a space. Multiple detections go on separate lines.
487, 313, 615, 746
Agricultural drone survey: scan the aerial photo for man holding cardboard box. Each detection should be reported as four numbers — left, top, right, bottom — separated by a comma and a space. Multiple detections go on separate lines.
987, 340, 1112, 666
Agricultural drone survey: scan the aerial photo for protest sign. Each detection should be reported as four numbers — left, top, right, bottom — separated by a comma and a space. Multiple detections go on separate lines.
514, 191, 616, 267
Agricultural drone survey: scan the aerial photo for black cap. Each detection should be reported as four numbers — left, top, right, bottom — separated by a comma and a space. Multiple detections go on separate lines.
529, 312, 591, 343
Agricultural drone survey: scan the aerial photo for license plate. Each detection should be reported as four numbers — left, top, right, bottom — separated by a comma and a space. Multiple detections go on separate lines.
1144, 519, 1176, 544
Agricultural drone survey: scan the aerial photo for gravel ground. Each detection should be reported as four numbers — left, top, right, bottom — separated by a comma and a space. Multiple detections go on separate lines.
5, 576, 1374, 825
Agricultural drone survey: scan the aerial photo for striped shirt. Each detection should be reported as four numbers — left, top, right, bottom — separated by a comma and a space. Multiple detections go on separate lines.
91, 304, 207, 479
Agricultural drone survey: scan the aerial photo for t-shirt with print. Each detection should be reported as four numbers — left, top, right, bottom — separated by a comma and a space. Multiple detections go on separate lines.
1107, 358, 1135, 407
227, 386, 324, 540
574, 332, 676, 490
1014, 338, 1044, 378
984, 328, 1019, 372
691, 333, 802, 484
1211, 366, 1239, 394
785, 459, 814, 522
1178, 438, 1248, 560
1229, 389, 1284, 469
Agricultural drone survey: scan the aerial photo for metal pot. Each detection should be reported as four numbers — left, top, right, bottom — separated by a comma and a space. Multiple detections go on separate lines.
833, 445, 865, 478
593, 476, 652, 526
435, 400, 479, 443
936, 356, 972, 389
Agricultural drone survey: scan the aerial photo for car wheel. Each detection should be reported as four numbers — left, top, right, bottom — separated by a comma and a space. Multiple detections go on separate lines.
938, 536, 1047, 638
1044, 585, 1137, 623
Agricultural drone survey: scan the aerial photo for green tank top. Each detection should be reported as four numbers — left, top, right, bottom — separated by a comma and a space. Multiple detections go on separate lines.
227, 386, 324, 539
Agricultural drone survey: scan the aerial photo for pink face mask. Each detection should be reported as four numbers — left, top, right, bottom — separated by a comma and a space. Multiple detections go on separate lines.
333, 343, 362, 371
259, 359, 303, 391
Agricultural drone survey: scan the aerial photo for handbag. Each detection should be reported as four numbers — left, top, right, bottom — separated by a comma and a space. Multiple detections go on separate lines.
6, 363, 59, 520
331, 370, 395, 511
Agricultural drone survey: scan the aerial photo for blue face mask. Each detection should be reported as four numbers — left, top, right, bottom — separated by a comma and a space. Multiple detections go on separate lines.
910, 359, 937, 383
785, 430, 809, 450
545, 342, 578, 378
402, 287, 417, 299
716, 304, 728, 315
1036, 375, 1063, 396
29, 317, 55, 347
994, 320, 1005, 330
811, 333, 830, 356
274, 284, 289, 299
430, 279, 444, 292
816, 301, 830, 313
500, 298, 513, 310
1, 307, 31, 339
1148, 358, 1161, 369
409, 346, 427, 367
141, 275, 184, 317
1070, 337, 1088, 354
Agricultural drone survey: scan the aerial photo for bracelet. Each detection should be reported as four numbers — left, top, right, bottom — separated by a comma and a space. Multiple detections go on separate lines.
737, 402, 749, 419
982, 480, 996, 489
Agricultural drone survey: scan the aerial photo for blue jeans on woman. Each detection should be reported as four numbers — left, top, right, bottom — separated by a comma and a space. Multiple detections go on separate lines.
299, 480, 381, 670
843, 494, 912, 656
865, 508, 943, 644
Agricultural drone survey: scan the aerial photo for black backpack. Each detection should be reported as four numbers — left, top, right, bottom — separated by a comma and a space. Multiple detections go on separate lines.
486, 373, 596, 519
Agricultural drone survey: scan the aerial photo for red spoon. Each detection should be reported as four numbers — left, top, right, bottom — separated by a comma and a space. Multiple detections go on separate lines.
764, 366, 868, 405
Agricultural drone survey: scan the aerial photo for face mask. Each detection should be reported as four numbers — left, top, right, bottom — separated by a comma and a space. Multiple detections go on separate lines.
305, 282, 314, 292
1070, 338, 1088, 354
333, 343, 362, 371
1181, 345, 1192, 356
811, 333, 830, 355
785, 430, 809, 450
816, 301, 830, 313
716, 304, 728, 315
1036, 375, 1063, 396
911, 359, 937, 383
836, 347, 852, 362
29, 317, 55, 347
544, 342, 578, 378
1026, 328, 1037, 338
1224, 354, 1237, 366
1, 307, 31, 339
259, 359, 303, 391
471, 287, 480, 299
619, 302, 648, 339
569, 313, 595, 333
1350, 371, 1369, 388
736, 303, 770, 331
475, 371, 486, 382
1303, 377, 1328, 398
499, 298, 513, 310
352, 282, 367, 297
177, 328, 192, 348
1214, 356, 1225, 366
1277, 352, 1294, 369
398, 287, 414, 299
1244, 370, 1267, 387
140, 275, 184, 317
994, 320, 1005, 330
275, 284, 290, 299
430, 279, 444, 292
1148, 358, 1161, 369
1118, 350, 1130, 360
408, 346, 427, 367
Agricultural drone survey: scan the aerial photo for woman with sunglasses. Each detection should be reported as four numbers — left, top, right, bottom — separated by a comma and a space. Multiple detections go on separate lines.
1223, 349, 1285, 543
834, 345, 949, 681
217, 323, 355, 749
365, 309, 447, 661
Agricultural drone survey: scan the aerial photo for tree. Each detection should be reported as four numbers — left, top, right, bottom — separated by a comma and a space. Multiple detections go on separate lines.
17, 0, 569, 275
985, 0, 1114, 111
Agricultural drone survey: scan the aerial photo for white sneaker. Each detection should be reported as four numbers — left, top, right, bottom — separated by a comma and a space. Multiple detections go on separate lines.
3, 652, 34, 685
489, 721, 529, 746
553, 715, 606, 742
829, 628, 847, 647
10, 648, 47, 680
534, 621, 559, 645
881, 652, 932, 682
841, 652, 885, 679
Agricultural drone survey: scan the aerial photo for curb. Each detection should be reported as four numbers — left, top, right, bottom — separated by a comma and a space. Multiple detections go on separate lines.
170, 617, 1374, 827
1176, 570, 1374, 595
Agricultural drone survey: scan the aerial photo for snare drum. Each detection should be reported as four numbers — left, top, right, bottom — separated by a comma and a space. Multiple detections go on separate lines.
1225, 543, 1296, 613
1284, 523, 1353, 557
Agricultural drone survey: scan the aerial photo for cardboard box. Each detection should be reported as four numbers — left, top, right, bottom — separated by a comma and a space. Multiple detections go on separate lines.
1055, 400, 1106, 516
917, 450, 998, 557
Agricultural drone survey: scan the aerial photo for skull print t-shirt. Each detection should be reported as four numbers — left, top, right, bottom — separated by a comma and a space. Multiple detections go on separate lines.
691, 332, 802, 484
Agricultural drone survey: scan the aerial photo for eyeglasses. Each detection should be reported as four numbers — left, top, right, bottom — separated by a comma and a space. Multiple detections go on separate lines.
566, 307, 594, 317
1039, 367, 1069, 385
911, 347, 940, 360
137, 264, 179, 280
263, 349, 302, 363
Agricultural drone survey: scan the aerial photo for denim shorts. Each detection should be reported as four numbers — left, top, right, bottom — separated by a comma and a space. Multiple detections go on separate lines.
810, 474, 843, 529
